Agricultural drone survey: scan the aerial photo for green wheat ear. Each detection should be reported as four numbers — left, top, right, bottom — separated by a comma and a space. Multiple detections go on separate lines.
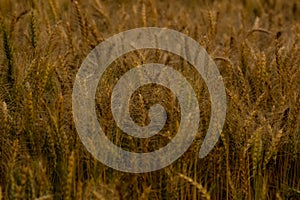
2, 25, 14, 88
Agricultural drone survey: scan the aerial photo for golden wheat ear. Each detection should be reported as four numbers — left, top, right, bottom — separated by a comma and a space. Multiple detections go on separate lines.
29, 11, 37, 49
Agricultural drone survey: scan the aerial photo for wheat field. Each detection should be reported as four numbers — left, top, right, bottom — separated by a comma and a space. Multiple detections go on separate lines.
0, 0, 299, 199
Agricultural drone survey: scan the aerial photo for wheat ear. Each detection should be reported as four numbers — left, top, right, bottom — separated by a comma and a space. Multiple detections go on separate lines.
177, 173, 211, 200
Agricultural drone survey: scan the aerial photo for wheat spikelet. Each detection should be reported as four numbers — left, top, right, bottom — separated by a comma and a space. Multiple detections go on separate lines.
291, 64, 300, 86
65, 151, 75, 200
241, 125, 264, 198
177, 173, 210, 200
35, 195, 53, 200
57, 91, 64, 124
276, 192, 283, 200
29, 11, 37, 49
214, 56, 233, 64
226, 88, 244, 113
39, 64, 52, 96
238, 42, 250, 104
254, 92, 266, 109
1, 101, 9, 134
25, 85, 37, 154
89, 19, 103, 44
220, 131, 229, 154
76, 181, 83, 200
9, 12, 17, 39
57, 92, 70, 157
243, 110, 258, 137
252, 126, 263, 176
214, 56, 234, 87
46, 22, 61, 56
65, 22, 75, 56
94, 0, 109, 20
275, 32, 282, 72
28, 163, 35, 198
22, 59, 37, 85
19, 167, 28, 199
274, 33, 286, 97
55, 54, 69, 87
9, 10, 28, 39
239, 150, 248, 197
139, 185, 152, 200
208, 10, 218, 40
26, 84, 35, 128
43, 97, 64, 168
92, 190, 106, 200
46, 124, 57, 170
255, 52, 263, 94
132, 4, 139, 27
263, 129, 283, 171
149, 0, 158, 26
260, 52, 268, 86
7, 140, 19, 199
142, 1, 147, 27
2, 25, 14, 87
48, 0, 58, 22
73, 1, 87, 43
